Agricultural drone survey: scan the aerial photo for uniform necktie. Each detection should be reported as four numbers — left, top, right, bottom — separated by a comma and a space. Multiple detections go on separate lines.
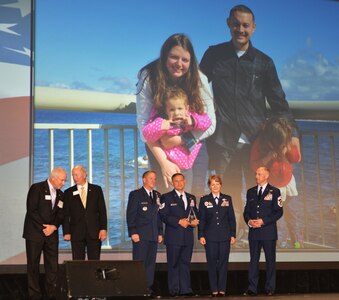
149, 191, 153, 202
215, 196, 219, 205
180, 194, 186, 209
258, 186, 263, 199
81, 186, 87, 208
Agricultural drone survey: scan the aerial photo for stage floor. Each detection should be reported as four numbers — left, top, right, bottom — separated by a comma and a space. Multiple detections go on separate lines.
155, 294, 339, 299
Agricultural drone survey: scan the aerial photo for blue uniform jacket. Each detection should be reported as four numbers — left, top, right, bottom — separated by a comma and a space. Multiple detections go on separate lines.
243, 184, 283, 240
126, 187, 163, 242
198, 193, 236, 241
159, 190, 198, 246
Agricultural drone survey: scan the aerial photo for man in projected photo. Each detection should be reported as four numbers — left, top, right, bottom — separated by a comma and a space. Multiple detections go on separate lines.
23, 167, 67, 300
62, 165, 107, 260
126, 170, 163, 298
243, 166, 283, 296
200, 4, 299, 242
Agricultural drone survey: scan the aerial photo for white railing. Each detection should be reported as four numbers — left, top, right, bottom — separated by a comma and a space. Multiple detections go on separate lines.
33, 88, 339, 250
34, 123, 140, 249
34, 121, 339, 250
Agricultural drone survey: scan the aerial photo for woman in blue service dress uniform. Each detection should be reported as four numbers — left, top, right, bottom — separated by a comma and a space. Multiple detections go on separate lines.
198, 175, 236, 297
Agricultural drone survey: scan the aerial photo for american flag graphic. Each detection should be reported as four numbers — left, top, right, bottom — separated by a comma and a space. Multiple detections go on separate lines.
0, 0, 32, 165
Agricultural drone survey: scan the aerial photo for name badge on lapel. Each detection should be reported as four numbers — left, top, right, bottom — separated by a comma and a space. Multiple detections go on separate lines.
45, 195, 51, 200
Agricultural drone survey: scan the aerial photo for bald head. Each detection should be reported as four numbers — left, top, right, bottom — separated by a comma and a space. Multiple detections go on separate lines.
49, 167, 67, 190
72, 165, 87, 186
255, 166, 269, 186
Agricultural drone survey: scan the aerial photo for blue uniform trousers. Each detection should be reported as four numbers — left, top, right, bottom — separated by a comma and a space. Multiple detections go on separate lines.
205, 241, 231, 293
248, 240, 276, 293
166, 244, 193, 295
132, 240, 157, 289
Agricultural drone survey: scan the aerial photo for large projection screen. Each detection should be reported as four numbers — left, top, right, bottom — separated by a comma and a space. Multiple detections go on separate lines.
2, 0, 339, 265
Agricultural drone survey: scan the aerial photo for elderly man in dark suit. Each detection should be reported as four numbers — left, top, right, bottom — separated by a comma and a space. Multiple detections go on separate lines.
243, 166, 283, 296
159, 173, 199, 298
126, 170, 163, 297
198, 174, 236, 297
23, 167, 67, 300
62, 165, 107, 260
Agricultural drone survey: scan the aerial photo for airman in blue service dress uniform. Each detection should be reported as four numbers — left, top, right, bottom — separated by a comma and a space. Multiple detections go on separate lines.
126, 170, 163, 296
159, 173, 199, 298
198, 175, 236, 297
243, 167, 283, 296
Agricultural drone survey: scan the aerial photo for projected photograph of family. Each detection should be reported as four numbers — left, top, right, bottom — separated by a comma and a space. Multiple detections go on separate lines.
31, 0, 339, 258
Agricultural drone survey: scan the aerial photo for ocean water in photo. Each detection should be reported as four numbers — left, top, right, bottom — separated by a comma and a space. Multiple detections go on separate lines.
33, 110, 339, 250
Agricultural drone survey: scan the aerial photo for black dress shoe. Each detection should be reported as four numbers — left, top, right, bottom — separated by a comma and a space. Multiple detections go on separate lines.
218, 292, 226, 297
210, 293, 218, 297
243, 289, 258, 296
181, 292, 195, 297
149, 292, 162, 299
169, 292, 179, 298
266, 290, 274, 296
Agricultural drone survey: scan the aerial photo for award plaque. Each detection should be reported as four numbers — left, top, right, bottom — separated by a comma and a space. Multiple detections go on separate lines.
156, 196, 165, 210
187, 199, 197, 222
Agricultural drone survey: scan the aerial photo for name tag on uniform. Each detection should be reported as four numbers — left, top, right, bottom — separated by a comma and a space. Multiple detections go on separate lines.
73, 190, 79, 196
45, 195, 51, 200
141, 202, 148, 204
170, 203, 177, 206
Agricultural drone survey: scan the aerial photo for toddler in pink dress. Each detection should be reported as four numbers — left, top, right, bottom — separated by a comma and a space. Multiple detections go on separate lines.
142, 88, 211, 170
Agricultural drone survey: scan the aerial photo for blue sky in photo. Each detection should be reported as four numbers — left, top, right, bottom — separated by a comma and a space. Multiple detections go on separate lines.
35, 0, 339, 100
